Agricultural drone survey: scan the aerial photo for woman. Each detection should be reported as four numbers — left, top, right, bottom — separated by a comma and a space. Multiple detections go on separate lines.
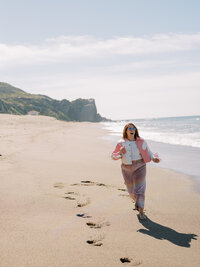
112, 123, 160, 220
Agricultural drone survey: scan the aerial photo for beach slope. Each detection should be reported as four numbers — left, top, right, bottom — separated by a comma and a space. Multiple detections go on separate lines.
0, 115, 199, 267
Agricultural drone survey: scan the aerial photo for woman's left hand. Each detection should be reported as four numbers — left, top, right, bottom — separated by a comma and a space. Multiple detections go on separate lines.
152, 157, 160, 163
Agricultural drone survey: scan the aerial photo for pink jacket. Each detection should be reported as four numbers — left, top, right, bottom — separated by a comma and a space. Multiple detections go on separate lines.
111, 137, 152, 164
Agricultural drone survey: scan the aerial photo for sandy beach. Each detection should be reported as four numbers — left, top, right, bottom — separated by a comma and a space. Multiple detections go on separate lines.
0, 114, 199, 267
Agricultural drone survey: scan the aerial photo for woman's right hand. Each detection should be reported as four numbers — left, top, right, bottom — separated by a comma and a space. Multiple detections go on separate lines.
152, 157, 160, 163
119, 147, 126, 155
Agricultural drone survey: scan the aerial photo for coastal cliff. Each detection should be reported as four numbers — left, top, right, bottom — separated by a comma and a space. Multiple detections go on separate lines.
0, 82, 107, 122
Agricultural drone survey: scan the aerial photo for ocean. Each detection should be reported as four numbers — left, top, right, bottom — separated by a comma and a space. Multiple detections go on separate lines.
99, 115, 200, 191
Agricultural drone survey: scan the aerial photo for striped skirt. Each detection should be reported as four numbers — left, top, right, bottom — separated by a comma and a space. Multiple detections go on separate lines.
121, 159, 146, 209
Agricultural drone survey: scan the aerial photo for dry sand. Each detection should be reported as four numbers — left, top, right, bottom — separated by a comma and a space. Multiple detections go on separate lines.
0, 114, 199, 267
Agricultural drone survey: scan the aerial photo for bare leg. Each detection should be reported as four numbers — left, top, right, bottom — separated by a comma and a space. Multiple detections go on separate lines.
139, 207, 143, 215
129, 193, 136, 202
139, 207, 146, 220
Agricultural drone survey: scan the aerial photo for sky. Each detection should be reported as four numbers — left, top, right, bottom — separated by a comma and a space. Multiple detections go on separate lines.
0, 0, 200, 120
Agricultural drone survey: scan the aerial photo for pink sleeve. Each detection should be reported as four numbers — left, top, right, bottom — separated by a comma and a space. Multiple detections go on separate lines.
111, 143, 123, 160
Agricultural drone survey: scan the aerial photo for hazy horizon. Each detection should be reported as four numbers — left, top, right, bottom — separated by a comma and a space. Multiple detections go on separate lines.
111, 114, 200, 121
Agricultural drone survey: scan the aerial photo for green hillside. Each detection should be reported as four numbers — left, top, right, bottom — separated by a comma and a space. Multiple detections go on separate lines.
0, 82, 106, 122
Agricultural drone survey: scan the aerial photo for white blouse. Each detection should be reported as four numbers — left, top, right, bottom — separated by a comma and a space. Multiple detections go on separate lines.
127, 140, 153, 160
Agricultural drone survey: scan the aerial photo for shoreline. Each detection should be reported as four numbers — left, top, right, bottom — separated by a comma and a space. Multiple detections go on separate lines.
0, 115, 200, 267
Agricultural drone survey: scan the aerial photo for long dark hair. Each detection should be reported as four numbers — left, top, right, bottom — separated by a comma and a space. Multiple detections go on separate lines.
122, 123, 140, 140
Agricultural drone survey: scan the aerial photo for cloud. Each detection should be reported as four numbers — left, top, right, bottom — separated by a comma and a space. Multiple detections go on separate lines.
1, 33, 200, 119
0, 33, 200, 69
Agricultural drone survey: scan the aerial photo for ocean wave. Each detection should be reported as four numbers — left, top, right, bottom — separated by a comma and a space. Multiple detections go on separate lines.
100, 117, 200, 148
139, 131, 200, 148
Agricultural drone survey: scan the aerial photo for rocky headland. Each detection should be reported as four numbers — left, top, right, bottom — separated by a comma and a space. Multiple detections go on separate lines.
0, 82, 108, 122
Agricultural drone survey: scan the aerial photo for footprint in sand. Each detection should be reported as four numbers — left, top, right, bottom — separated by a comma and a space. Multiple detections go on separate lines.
76, 197, 90, 207
120, 257, 142, 266
120, 257, 131, 263
65, 191, 78, 195
80, 180, 107, 187
118, 188, 126, 192
61, 190, 90, 207
65, 191, 79, 196
76, 213, 92, 218
86, 240, 103, 246
64, 196, 76, 200
71, 180, 107, 187
119, 193, 129, 198
86, 218, 110, 229
54, 182, 66, 189
86, 232, 105, 247
63, 191, 79, 200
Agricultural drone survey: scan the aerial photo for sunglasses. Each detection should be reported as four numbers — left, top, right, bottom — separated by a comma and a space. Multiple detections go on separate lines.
128, 127, 136, 131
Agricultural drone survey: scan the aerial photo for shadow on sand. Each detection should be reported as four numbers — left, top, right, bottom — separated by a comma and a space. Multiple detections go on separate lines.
137, 216, 197, 247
